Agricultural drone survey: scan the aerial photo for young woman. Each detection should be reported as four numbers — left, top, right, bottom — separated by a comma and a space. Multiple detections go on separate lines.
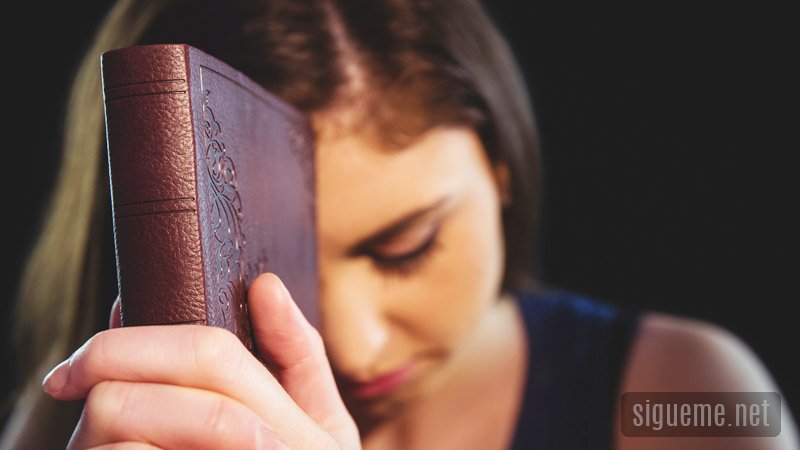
2, 0, 796, 449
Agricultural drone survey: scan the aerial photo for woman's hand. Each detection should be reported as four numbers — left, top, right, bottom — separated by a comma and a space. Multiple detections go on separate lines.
42, 273, 361, 450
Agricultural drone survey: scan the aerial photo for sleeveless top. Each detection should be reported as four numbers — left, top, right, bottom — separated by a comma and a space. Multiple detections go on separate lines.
509, 288, 641, 450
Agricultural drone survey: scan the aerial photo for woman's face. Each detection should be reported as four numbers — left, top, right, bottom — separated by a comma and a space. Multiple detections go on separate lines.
313, 112, 508, 420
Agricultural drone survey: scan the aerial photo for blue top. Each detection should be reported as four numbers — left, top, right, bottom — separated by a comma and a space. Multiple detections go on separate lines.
509, 288, 641, 450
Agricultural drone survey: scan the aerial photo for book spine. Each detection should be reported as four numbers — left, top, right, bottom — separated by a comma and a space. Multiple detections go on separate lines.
102, 44, 207, 327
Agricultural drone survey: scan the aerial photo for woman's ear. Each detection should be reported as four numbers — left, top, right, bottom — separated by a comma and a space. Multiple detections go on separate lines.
493, 162, 512, 208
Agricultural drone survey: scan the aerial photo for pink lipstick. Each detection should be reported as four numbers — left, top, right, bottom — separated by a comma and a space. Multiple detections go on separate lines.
346, 361, 416, 399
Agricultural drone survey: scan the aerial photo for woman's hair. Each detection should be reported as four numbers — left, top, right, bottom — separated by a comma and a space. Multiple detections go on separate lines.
2, 0, 541, 446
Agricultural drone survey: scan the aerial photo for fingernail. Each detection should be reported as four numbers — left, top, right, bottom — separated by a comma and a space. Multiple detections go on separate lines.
42, 360, 69, 396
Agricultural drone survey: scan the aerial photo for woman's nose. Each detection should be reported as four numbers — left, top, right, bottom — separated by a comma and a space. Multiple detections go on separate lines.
318, 275, 390, 380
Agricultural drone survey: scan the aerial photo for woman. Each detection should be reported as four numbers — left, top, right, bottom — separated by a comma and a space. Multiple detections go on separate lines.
2, 0, 796, 448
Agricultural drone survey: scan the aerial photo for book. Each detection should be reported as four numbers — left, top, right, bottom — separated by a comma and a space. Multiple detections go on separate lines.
101, 44, 318, 352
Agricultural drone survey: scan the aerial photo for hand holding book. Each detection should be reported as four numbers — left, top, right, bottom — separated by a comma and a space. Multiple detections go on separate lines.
43, 273, 360, 449
38, 44, 360, 449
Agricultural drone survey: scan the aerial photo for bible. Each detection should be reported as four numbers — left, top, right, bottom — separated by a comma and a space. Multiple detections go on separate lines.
101, 44, 318, 352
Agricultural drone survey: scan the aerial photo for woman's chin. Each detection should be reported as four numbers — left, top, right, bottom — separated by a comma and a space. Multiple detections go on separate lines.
343, 392, 408, 427
338, 372, 421, 422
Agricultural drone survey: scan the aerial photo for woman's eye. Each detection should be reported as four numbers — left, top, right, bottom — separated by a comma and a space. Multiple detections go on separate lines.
368, 229, 441, 278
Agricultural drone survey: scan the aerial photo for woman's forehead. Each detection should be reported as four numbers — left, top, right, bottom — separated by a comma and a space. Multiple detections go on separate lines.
314, 125, 490, 248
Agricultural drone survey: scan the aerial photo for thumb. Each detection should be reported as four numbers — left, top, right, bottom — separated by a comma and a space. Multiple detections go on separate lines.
248, 273, 358, 445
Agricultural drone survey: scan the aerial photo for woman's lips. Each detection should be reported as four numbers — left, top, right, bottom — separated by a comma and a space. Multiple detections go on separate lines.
345, 360, 417, 400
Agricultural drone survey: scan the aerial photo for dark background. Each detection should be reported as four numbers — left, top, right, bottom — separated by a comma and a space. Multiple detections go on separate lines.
3, 0, 796, 428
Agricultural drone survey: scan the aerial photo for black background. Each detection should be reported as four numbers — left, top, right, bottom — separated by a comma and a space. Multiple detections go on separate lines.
3, 0, 796, 426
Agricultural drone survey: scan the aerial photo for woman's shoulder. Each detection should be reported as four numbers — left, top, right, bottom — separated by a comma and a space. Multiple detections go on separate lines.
616, 311, 799, 449
509, 288, 798, 449
623, 312, 775, 392
511, 288, 785, 396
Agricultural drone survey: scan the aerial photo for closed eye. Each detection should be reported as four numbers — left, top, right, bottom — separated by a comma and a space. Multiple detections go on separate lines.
367, 226, 442, 278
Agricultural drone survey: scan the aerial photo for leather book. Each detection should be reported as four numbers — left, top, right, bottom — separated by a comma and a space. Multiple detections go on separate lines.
101, 44, 318, 352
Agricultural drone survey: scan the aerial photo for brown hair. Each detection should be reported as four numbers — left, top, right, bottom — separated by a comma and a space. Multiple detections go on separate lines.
2, 0, 540, 446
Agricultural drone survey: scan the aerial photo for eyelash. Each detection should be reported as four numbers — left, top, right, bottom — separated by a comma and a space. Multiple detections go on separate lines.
368, 229, 441, 278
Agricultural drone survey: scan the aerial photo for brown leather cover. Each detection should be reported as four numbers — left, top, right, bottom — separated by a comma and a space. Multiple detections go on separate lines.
101, 44, 318, 352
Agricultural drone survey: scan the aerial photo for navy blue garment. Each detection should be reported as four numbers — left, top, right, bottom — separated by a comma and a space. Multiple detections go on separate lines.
509, 289, 641, 450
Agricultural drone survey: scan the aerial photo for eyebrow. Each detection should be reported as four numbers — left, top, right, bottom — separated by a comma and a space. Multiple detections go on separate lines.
348, 195, 452, 256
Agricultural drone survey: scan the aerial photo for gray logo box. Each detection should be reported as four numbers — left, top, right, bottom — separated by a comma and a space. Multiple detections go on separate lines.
621, 392, 781, 437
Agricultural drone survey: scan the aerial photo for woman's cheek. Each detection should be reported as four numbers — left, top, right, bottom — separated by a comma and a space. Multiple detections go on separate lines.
401, 206, 503, 351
